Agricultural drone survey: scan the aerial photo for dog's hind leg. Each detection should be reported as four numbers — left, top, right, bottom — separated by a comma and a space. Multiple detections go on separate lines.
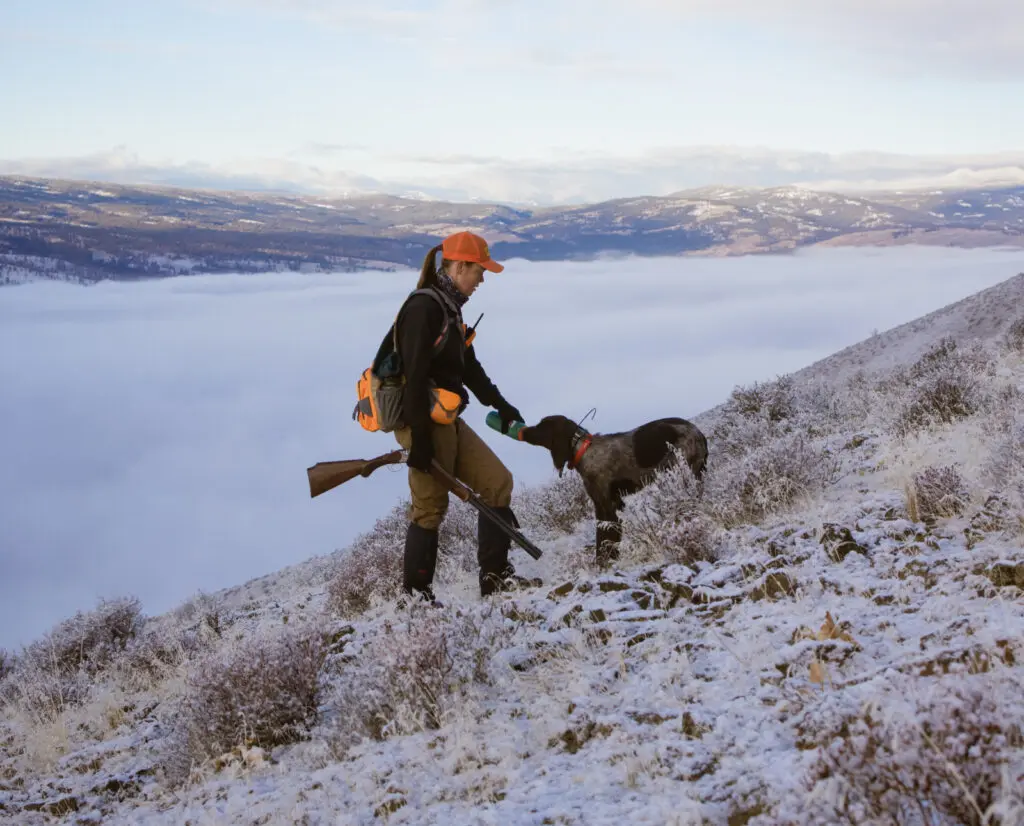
594, 479, 641, 568
595, 506, 622, 569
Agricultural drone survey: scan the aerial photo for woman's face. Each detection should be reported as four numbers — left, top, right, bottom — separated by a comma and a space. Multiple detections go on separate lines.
450, 261, 486, 297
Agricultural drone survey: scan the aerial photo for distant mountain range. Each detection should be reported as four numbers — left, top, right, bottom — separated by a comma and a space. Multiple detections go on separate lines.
2, 174, 1023, 285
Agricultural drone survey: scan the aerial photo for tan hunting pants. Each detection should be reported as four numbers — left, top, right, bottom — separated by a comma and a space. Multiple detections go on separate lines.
394, 418, 513, 530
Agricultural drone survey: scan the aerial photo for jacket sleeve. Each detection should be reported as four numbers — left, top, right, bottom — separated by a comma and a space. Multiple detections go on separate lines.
463, 344, 504, 408
396, 295, 445, 438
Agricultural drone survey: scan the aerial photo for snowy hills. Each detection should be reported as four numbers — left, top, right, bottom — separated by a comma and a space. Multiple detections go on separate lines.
2, 174, 1024, 285
1, 274, 1023, 825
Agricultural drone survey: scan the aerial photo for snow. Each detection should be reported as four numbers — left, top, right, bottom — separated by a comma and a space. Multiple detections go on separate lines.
2, 263, 1023, 824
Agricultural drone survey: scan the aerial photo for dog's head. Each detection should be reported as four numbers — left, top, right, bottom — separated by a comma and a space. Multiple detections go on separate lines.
520, 414, 579, 477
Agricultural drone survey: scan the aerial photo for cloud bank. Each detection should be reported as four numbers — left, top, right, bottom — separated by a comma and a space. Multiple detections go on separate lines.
3, 145, 1024, 206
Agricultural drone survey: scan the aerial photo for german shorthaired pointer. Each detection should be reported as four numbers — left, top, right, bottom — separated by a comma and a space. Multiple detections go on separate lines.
520, 415, 708, 567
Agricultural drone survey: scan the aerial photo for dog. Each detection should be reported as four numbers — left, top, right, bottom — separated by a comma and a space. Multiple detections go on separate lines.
519, 415, 709, 566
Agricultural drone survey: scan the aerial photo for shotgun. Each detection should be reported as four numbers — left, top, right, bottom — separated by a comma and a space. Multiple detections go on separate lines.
306, 451, 543, 560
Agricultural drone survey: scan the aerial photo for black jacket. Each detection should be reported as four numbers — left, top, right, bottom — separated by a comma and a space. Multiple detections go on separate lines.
395, 286, 505, 443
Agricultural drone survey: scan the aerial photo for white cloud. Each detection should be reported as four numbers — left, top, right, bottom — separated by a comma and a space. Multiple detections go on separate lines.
213, 0, 1024, 77
211, 0, 433, 32
5, 145, 1024, 205
4, 245, 1024, 650
645, 0, 1024, 78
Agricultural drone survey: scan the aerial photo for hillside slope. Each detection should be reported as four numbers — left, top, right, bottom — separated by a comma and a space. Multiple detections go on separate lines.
1, 278, 1023, 825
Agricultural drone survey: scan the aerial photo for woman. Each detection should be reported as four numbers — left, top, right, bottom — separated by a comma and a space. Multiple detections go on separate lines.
393, 230, 537, 603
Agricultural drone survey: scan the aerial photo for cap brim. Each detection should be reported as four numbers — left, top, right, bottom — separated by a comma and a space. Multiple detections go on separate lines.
481, 258, 504, 273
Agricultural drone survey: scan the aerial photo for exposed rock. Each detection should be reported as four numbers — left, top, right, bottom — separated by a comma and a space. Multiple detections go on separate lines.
750, 572, 797, 601
980, 562, 1024, 589
820, 523, 869, 562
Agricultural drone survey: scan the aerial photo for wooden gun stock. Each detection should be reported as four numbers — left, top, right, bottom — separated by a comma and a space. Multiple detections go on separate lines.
306, 449, 408, 498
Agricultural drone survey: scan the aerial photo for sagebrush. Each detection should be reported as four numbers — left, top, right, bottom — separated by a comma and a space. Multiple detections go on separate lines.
910, 464, 971, 523
803, 675, 1024, 826
890, 338, 995, 437
322, 604, 512, 753
1, 596, 145, 722
171, 620, 329, 781
513, 471, 593, 536
618, 447, 720, 565
1004, 316, 1024, 353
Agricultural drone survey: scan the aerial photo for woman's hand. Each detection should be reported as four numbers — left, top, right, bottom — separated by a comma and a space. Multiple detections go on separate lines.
497, 401, 525, 434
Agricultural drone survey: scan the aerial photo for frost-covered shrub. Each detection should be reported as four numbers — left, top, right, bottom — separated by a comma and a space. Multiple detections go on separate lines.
907, 464, 971, 523
981, 448, 1024, 539
324, 605, 511, 752
1, 596, 145, 721
802, 676, 1023, 826
0, 648, 12, 683
619, 449, 721, 565
31, 595, 143, 676
325, 502, 407, 617
621, 426, 837, 540
982, 414, 1024, 507
1004, 316, 1024, 353
113, 622, 191, 691
435, 497, 479, 577
175, 621, 329, 773
513, 471, 593, 536
712, 375, 800, 459
891, 338, 995, 436
706, 432, 839, 528
727, 374, 799, 422
172, 590, 225, 640
715, 371, 865, 446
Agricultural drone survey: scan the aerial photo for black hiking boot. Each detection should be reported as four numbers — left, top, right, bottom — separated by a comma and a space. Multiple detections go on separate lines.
480, 569, 544, 596
401, 521, 442, 606
396, 587, 444, 610
478, 506, 543, 597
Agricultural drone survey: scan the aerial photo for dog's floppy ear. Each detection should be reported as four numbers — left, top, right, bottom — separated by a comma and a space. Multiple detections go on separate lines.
520, 417, 572, 477
549, 417, 577, 477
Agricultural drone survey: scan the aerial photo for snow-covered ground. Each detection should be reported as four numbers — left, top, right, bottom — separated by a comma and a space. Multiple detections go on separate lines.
2, 273, 1023, 825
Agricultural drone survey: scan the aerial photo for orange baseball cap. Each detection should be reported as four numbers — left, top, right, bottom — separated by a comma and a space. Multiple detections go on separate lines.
442, 231, 504, 273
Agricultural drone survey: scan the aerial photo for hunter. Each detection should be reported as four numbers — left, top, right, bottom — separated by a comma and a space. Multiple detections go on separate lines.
393, 231, 538, 604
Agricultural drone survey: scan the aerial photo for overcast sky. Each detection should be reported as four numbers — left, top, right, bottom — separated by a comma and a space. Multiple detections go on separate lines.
3, 245, 1024, 650
2, 0, 1024, 202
